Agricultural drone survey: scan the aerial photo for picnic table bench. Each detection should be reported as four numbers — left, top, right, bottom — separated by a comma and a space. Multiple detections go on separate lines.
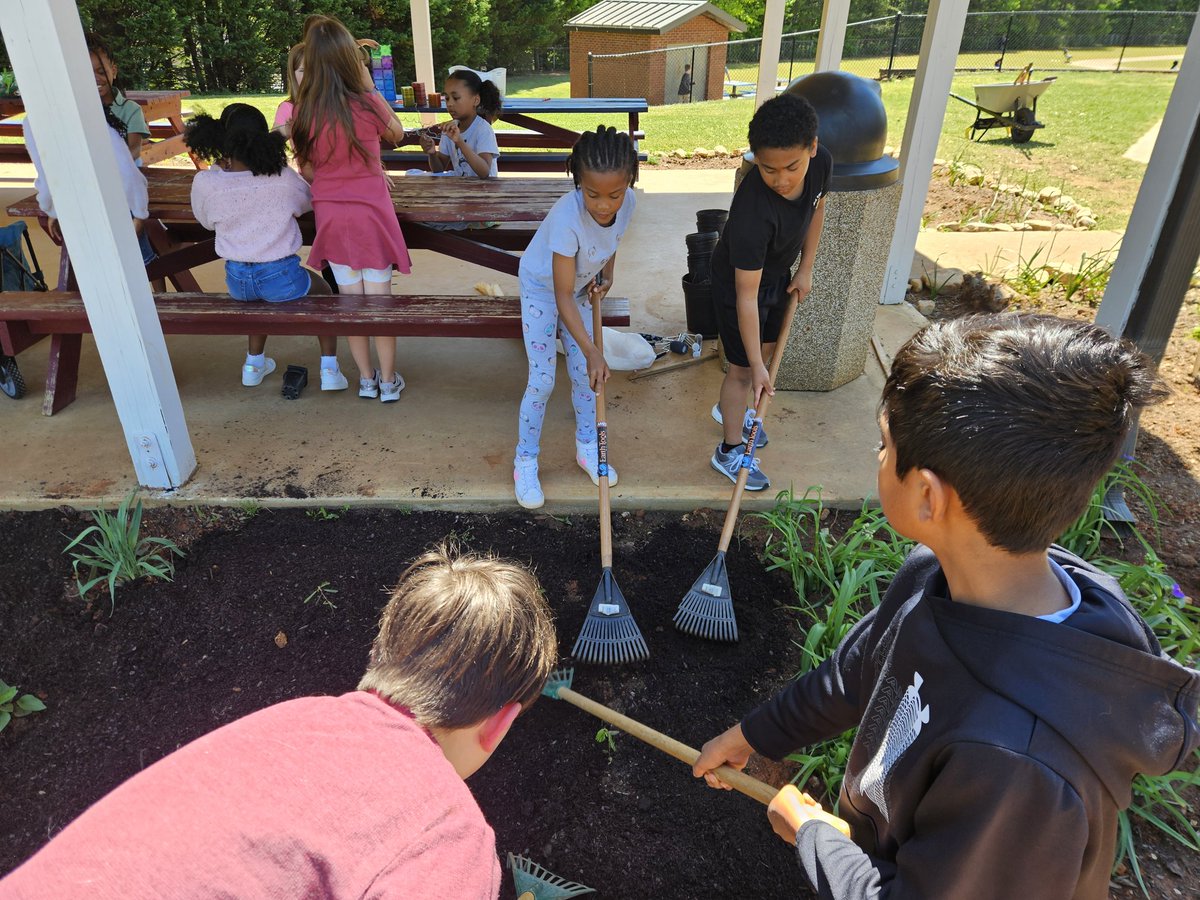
0, 291, 630, 415
3, 170, 632, 415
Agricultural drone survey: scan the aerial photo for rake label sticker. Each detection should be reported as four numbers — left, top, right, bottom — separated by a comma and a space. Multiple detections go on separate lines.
598, 603, 620, 616
597, 421, 608, 478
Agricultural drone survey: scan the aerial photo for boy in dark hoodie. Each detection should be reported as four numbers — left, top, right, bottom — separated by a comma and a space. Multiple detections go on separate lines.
694, 313, 1200, 899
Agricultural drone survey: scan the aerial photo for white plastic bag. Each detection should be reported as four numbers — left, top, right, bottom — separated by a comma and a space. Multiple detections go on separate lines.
556, 327, 656, 371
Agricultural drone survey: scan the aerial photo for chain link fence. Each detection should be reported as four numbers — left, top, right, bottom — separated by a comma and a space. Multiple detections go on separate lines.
588, 9, 1195, 103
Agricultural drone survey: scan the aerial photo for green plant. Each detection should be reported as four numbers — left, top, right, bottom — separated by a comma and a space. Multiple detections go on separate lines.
1056, 459, 1162, 561
0, 679, 46, 733
238, 500, 263, 519
1006, 244, 1050, 297
63, 492, 184, 614
190, 505, 223, 525
789, 735, 853, 811
306, 505, 349, 522
1058, 249, 1116, 306
303, 581, 338, 610
595, 727, 618, 754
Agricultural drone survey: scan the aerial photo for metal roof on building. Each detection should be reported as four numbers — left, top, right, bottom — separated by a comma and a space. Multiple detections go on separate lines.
566, 0, 746, 35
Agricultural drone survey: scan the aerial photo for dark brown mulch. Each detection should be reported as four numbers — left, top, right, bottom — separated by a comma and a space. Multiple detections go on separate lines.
0, 506, 818, 899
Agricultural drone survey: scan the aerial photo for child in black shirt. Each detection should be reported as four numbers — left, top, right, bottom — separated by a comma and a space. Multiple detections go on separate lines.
709, 93, 831, 489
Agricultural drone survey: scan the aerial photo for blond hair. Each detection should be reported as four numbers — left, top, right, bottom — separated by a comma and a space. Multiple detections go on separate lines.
358, 543, 557, 729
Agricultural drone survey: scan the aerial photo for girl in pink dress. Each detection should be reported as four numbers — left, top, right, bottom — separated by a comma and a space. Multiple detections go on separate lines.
292, 16, 412, 403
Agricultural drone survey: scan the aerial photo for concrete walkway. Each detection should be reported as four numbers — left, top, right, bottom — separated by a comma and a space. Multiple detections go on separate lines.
1, 166, 932, 511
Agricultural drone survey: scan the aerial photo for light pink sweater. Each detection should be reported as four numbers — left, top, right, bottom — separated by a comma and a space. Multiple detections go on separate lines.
190, 165, 312, 264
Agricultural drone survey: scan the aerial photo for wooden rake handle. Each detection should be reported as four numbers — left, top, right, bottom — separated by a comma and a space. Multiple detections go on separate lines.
592, 293, 613, 569
716, 293, 801, 554
557, 686, 778, 805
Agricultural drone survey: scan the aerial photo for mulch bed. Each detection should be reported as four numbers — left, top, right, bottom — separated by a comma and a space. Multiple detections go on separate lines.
0, 506, 817, 898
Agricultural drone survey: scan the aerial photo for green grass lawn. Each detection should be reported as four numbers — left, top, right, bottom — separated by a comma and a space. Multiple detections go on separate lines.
154, 67, 1178, 230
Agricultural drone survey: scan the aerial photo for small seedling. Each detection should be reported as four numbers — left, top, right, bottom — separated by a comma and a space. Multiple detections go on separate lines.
0, 679, 46, 733
595, 727, 618, 754
190, 505, 223, 526
238, 500, 263, 519
63, 491, 184, 614
306, 505, 349, 522
303, 581, 338, 610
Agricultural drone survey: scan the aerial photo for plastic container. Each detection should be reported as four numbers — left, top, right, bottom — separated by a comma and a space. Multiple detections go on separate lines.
696, 209, 728, 236
687, 253, 712, 282
685, 230, 719, 252
682, 274, 719, 338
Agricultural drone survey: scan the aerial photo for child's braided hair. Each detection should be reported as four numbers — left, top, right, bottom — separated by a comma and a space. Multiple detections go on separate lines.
184, 103, 288, 176
566, 125, 638, 188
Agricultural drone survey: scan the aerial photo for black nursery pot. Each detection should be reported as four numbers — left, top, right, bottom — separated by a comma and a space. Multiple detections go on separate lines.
695, 208, 728, 236
687, 253, 712, 282
684, 230, 720, 253
682, 273, 720, 339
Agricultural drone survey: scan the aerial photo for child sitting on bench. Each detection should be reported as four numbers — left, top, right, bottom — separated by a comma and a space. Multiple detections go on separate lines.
186, 103, 346, 393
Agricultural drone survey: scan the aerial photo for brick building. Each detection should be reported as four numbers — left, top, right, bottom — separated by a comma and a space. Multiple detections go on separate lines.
567, 0, 746, 105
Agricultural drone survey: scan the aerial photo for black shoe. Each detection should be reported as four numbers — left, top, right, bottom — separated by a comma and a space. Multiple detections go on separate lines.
281, 365, 308, 400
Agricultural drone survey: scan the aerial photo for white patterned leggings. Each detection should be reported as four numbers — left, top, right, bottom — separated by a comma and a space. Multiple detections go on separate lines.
516, 291, 596, 460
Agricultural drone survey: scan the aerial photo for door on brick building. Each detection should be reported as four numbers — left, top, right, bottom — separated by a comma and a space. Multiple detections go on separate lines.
665, 44, 707, 104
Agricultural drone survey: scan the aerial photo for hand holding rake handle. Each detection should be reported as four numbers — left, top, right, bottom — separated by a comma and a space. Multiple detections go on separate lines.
544, 669, 850, 838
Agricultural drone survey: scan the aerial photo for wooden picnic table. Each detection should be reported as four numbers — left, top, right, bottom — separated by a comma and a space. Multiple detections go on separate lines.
395, 96, 647, 151
4, 168, 578, 413
0, 90, 199, 167
6, 167, 572, 289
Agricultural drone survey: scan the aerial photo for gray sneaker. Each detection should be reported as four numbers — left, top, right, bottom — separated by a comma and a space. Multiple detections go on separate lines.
379, 372, 405, 403
710, 403, 768, 447
710, 442, 770, 491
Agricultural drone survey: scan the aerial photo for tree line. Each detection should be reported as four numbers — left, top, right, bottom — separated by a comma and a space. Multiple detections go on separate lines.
2, 0, 1195, 92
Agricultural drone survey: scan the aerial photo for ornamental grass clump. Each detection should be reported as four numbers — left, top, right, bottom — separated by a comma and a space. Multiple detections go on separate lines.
63, 492, 184, 614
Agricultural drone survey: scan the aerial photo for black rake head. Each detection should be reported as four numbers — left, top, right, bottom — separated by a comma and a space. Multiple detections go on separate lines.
674, 551, 738, 642
570, 567, 649, 665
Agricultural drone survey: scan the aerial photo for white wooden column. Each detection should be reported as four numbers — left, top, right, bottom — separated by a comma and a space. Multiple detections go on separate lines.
411, 0, 437, 125
879, 0, 970, 304
1, 0, 195, 488
1096, 12, 1200, 334
755, 0, 788, 107
815, 0, 852, 72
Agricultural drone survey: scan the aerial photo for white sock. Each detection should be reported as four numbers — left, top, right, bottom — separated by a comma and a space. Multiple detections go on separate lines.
246, 353, 266, 368
320, 355, 339, 371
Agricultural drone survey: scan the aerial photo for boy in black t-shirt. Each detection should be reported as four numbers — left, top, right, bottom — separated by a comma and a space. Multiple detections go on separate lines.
709, 93, 831, 489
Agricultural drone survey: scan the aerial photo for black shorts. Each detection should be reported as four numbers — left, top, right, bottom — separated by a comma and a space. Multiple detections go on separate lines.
715, 273, 790, 368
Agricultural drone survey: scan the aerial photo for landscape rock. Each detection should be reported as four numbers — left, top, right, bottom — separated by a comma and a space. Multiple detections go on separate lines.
917, 298, 936, 315
1075, 216, 1097, 229
908, 277, 923, 292
672, 148, 689, 158
1037, 186, 1062, 202
713, 144, 730, 156
961, 164, 985, 186
1027, 219, 1058, 231
694, 147, 715, 158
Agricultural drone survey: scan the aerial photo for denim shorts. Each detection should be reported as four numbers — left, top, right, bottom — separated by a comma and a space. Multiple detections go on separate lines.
225, 255, 310, 302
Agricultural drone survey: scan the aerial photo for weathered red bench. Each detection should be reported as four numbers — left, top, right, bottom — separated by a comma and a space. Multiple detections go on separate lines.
0, 290, 630, 415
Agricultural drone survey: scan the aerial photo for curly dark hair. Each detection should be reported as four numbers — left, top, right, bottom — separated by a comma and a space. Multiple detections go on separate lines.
566, 125, 638, 188
446, 69, 503, 121
747, 93, 819, 153
184, 103, 288, 176
881, 314, 1167, 553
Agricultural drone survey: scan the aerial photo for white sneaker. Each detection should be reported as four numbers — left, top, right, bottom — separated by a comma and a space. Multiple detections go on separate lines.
320, 367, 348, 391
379, 373, 405, 403
242, 358, 276, 387
514, 456, 544, 509
358, 370, 380, 399
576, 438, 618, 486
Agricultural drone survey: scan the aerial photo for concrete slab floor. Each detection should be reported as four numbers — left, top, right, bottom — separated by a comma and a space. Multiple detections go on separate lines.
0, 167, 926, 511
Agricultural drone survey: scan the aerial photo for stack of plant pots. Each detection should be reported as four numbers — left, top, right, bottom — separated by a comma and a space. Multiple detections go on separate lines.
681, 209, 728, 338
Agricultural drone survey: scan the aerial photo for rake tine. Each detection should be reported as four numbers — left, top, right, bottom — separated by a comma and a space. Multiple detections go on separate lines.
508, 852, 596, 899
571, 568, 649, 665
674, 550, 738, 641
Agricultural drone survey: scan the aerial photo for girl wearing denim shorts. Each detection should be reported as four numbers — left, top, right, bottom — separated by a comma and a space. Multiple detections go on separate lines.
186, 104, 347, 390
